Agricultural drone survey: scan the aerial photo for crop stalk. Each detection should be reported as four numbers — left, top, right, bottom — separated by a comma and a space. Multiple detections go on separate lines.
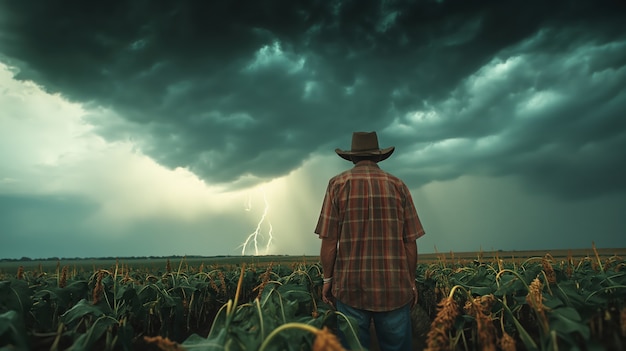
50, 322, 64, 351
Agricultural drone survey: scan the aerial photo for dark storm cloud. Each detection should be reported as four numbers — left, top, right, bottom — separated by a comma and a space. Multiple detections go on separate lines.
389, 24, 626, 199
1, 0, 625, 197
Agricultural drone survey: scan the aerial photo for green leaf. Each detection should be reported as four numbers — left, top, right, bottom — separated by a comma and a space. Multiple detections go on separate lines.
554, 306, 582, 321
468, 286, 495, 296
116, 322, 134, 351
335, 311, 363, 351
61, 299, 107, 326
502, 302, 538, 351
0, 310, 28, 350
495, 274, 526, 297
549, 306, 590, 341
183, 329, 228, 350
0, 310, 17, 336
277, 284, 311, 302
0, 280, 32, 315
543, 294, 565, 309
67, 316, 117, 351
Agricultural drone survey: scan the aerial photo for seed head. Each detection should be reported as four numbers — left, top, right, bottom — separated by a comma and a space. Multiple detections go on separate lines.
498, 332, 516, 351
255, 263, 273, 299
92, 271, 104, 305
425, 296, 459, 351
542, 255, 556, 284
526, 278, 544, 312
313, 327, 344, 351
144, 335, 185, 351
218, 271, 227, 295
209, 276, 219, 293
59, 265, 69, 288
526, 277, 549, 334
471, 295, 496, 351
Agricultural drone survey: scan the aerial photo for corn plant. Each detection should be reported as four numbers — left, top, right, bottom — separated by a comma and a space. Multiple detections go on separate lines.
0, 249, 624, 350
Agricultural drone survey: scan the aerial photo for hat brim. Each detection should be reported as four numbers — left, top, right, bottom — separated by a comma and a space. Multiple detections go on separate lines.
335, 146, 395, 162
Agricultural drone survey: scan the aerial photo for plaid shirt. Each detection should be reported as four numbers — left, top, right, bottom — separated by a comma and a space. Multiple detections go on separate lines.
315, 161, 425, 311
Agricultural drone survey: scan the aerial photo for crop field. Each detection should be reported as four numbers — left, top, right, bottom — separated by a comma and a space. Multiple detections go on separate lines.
1, 245, 625, 350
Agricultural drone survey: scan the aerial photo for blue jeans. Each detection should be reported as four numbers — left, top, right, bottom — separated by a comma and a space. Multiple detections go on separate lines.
336, 300, 412, 351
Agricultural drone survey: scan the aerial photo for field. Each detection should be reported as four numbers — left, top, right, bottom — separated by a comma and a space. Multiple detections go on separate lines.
3, 247, 624, 273
0, 246, 625, 350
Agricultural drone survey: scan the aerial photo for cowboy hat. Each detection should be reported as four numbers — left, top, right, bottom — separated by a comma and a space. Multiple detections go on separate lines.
335, 131, 395, 162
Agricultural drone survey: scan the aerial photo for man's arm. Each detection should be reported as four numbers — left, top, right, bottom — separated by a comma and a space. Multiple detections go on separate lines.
405, 239, 417, 276
320, 236, 337, 307
320, 237, 338, 278
405, 239, 418, 306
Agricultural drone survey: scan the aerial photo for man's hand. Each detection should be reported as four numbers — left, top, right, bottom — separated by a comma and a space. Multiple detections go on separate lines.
322, 282, 335, 308
411, 283, 418, 308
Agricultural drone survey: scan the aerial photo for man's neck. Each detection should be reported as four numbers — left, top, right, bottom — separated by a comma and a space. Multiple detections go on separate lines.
354, 160, 378, 167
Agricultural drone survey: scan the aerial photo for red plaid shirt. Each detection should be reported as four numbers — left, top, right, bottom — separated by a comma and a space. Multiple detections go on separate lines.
315, 161, 425, 311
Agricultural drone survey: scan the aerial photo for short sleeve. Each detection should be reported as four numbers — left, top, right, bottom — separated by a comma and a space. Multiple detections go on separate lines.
402, 184, 425, 242
314, 180, 340, 239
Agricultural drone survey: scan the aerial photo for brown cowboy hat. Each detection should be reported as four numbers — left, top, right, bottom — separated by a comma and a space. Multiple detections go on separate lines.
335, 131, 395, 162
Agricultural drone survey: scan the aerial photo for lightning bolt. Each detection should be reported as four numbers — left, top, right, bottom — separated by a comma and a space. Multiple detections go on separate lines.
240, 187, 274, 255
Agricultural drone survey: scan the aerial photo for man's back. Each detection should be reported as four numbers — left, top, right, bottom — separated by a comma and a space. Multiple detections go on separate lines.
315, 160, 424, 311
316, 131, 425, 350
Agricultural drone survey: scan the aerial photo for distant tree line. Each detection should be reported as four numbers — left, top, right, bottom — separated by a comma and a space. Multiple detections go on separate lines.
0, 254, 293, 262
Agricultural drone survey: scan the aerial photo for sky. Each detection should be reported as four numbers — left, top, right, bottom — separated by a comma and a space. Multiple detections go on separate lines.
1, 0, 625, 259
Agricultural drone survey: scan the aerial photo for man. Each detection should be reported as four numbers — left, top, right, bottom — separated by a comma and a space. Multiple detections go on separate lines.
315, 131, 425, 351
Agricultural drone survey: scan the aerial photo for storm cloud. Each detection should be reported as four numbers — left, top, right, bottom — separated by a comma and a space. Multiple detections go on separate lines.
1, 0, 624, 198
1, 1, 625, 259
